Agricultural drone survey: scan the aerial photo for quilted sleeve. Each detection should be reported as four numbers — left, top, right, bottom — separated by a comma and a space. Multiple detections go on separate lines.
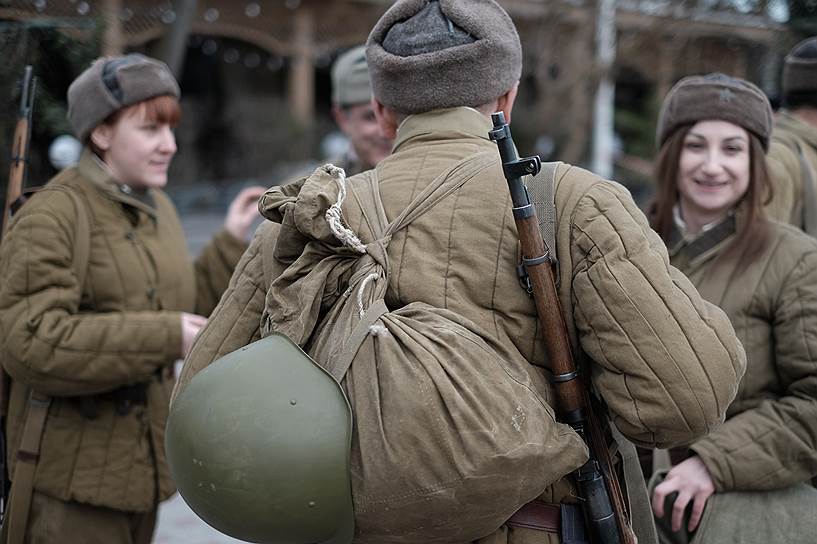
171, 221, 277, 404
691, 244, 817, 491
569, 181, 746, 449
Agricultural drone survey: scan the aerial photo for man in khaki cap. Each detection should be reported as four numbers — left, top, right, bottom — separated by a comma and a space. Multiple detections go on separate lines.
766, 37, 817, 234
329, 45, 392, 176
174, 1, 745, 542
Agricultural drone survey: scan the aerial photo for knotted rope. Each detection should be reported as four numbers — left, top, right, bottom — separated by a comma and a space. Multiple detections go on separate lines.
325, 165, 367, 254
323, 165, 385, 333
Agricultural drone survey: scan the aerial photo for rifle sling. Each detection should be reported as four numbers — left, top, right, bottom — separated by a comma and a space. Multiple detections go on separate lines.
2, 392, 50, 544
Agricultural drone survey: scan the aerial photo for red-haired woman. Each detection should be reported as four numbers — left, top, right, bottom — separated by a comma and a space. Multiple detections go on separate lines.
0, 54, 263, 543
648, 73, 817, 543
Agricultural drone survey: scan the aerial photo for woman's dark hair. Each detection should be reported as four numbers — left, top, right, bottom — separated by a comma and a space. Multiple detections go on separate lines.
649, 123, 773, 266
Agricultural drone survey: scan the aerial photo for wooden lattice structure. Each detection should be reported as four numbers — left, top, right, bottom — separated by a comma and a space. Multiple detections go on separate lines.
0, 0, 796, 186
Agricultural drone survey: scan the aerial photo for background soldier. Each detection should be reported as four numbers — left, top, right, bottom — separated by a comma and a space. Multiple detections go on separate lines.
172, 1, 745, 543
766, 36, 817, 234
329, 44, 393, 176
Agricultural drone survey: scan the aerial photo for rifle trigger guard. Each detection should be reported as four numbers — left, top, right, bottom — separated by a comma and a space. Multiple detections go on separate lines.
552, 370, 579, 383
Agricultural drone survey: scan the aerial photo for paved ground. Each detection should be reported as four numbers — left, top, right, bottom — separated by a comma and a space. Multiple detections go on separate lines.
153, 211, 254, 544
155, 493, 246, 544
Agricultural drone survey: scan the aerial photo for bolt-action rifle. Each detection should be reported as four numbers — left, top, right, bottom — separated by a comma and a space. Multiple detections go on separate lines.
3, 66, 36, 236
1, 65, 37, 524
489, 112, 635, 544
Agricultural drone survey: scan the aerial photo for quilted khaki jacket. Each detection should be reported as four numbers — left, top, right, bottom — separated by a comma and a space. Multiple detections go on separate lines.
174, 108, 746, 542
0, 150, 246, 512
668, 215, 817, 491
766, 111, 817, 231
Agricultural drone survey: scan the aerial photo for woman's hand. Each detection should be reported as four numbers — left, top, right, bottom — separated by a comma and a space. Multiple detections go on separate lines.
223, 186, 266, 241
651, 455, 716, 533
181, 312, 208, 357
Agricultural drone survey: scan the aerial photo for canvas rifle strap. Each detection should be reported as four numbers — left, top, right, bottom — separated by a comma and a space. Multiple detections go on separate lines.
527, 163, 558, 267
527, 165, 657, 544
1, 186, 90, 544
796, 142, 817, 238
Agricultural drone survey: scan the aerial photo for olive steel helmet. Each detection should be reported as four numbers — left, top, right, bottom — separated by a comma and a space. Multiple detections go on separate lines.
165, 333, 354, 544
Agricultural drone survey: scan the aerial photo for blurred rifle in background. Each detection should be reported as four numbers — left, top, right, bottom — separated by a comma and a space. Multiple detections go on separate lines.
1, 64, 36, 525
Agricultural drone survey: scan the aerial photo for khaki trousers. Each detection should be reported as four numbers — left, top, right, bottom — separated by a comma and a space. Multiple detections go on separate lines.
22, 491, 156, 544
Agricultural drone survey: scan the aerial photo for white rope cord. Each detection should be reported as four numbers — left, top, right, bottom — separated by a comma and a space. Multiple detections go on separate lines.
325, 165, 367, 254
368, 323, 389, 337
356, 272, 380, 318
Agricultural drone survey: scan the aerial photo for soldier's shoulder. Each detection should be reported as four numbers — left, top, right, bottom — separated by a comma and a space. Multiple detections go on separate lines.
20, 167, 87, 216
551, 162, 636, 213
767, 219, 817, 253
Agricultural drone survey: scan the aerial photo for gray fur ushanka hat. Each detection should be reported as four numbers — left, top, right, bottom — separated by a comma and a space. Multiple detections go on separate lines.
656, 73, 773, 151
67, 54, 180, 142
365, 0, 523, 114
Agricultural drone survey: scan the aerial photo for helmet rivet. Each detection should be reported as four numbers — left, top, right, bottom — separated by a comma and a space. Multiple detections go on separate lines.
308, 501, 316, 508
289, 399, 297, 406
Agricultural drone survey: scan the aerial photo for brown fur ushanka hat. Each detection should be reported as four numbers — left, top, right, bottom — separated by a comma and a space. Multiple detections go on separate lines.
67, 54, 180, 142
656, 73, 773, 151
365, 0, 522, 114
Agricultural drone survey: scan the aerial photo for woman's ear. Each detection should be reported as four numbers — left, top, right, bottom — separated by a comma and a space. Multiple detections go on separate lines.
89, 124, 112, 153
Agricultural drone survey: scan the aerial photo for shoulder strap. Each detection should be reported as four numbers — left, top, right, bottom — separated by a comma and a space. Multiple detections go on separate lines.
344, 151, 496, 249
12, 186, 91, 289
2, 391, 50, 544
385, 151, 497, 237
527, 162, 559, 261
795, 142, 817, 237
611, 425, 658, 544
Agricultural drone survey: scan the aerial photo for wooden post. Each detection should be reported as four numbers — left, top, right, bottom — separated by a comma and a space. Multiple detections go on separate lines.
156, 0, 199, 77
288, 7, 315, 126
591, 0, 617, 179
101, 0, 124, 56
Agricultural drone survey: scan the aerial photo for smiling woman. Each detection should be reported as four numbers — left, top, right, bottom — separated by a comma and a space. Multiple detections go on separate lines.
651, 74, 773, 267
676, 120, 751, 227
645, 74, 817, 544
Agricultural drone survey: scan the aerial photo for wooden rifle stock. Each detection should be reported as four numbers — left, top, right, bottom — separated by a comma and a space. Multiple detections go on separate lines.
3, 66, 35, 237
489, 112, 635, 544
